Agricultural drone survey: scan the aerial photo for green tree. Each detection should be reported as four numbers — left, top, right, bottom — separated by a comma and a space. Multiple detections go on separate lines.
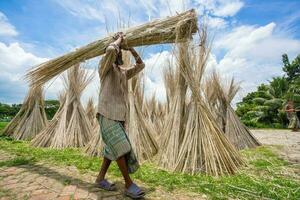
283, 54, 300, 114
0, 99, 60, 121
0, 103, 21, 121
45, 100, 60, 120
282, 54, 300, 81
236, 53, 300, 128
269, 77, 288, 98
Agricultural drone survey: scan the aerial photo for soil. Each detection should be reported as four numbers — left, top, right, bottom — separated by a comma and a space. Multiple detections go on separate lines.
252, 129, 300, 163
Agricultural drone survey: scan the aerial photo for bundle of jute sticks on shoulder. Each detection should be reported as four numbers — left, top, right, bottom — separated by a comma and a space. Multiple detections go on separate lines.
26, 9, 198, 86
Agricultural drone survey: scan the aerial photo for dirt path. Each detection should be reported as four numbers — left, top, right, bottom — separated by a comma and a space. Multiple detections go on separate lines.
0, 150, 204, 200
252, 129, 300, 163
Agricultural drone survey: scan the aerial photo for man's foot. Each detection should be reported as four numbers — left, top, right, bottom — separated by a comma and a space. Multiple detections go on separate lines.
95, 179, 117, 191
125, 183, 145, 199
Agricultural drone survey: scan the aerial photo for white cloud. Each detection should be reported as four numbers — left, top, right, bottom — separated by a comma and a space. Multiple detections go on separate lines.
139, 0, 190, 18
194, 0, 243, 31
215, 22, 300, 61
0, 42, 47, 73
214, 0, 244, 17
53, 0, 105, 22
54, 0, 192, 25
0, 42, 47, 103
0, 12, 18, 36
209, 22, 300, 104
0, 41, 100, 104
158, 0, 190, 17
143, 50, 174, 101
195, 0, 244, 17
207, 16, 227, 29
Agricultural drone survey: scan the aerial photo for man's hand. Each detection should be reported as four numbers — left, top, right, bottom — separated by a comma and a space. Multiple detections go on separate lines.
112, 32, 125, 48
113, 32, 124, 41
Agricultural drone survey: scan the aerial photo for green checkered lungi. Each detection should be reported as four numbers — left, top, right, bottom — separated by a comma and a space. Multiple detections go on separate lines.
99, 114, 139, 174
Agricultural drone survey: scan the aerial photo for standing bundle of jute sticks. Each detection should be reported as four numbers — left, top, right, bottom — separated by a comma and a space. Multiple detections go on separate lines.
144, 95, 165, 139
207, 71, 261, 150
84, 98, 103, 156
31, 93, 66, 147
2, 86, 48, 140
175, 27, 245, 176
85, 98, 98, 128
26, 9, 198, 87
32, 64, 94, 148
127, 76, 159, 163
158, 43, 188, 170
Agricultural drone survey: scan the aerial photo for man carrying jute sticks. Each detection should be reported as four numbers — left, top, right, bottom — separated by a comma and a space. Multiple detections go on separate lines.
95, 32, 145, 199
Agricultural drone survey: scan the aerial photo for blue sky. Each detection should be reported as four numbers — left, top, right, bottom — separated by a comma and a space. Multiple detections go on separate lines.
0, 0, 300, 104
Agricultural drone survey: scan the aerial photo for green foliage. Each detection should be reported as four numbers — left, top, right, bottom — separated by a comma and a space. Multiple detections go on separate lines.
252, 97, 266, 105
282, 54, 300, 81
0, 103, 21, 121
0, 99, 60, 121
253, 105, 270, 112
241, 92, 257, 104
0, 122, 8, 134
0, 122, 8, 130
236, 103, 255, 117
0, 135, 299, 200
263, 99, 283, 110
269, 77, 288, 98
45, 100, 60, 119
257, 90, 273, 100
257, 83, 269, 91
237, 53, 300, 128
0, 156, 35, 167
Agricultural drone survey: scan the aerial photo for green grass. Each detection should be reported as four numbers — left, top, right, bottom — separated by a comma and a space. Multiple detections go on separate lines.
0, 124, 299, 199
0, 156, 35, 167
0, 122, 8, 133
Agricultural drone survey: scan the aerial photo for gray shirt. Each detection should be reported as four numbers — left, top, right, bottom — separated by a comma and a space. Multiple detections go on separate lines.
98, 45, 145, 121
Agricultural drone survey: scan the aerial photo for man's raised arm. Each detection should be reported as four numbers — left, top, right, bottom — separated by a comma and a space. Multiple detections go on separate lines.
98, 33, 123, 80
125, 48, 145, 80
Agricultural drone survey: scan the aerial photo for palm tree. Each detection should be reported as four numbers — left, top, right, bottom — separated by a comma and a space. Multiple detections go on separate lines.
269, 77, 289, 98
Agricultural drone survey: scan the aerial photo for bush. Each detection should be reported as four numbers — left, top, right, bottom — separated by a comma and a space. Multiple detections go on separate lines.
252, 97, 266, 105
273, 123, 284, 129
263, 99, 283, 110
242, 120, 271, 128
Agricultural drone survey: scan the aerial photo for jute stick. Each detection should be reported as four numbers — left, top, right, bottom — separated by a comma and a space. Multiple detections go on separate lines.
26, 9, 197, 87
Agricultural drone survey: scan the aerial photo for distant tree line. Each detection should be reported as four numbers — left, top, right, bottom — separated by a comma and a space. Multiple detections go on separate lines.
0, 100, 60, 121
236, 54, 300, 128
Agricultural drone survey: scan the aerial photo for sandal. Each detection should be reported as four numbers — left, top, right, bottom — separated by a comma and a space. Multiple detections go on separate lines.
125, 183, 145, 199
95, 179, 117, 191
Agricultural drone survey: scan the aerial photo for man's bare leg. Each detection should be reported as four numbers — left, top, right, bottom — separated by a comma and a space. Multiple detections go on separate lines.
96, 157, 111, 183
116, 156, 133, 188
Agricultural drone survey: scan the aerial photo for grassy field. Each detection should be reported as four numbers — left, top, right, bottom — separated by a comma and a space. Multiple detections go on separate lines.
0, 122, 7, 132
0, 122, 299, 199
